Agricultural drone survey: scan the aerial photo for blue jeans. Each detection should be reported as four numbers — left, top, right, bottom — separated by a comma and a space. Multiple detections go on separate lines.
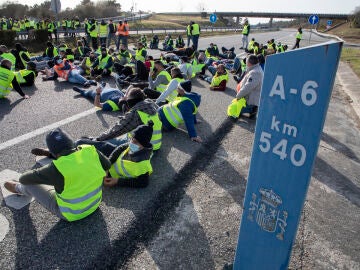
240, 104, 258, 115
75, 136, 128, 157
208, 66, 217, 76
82, 88, 124, 102
68, 70, 87, 85
192, 35, 199, 51
107, 33, 117, 47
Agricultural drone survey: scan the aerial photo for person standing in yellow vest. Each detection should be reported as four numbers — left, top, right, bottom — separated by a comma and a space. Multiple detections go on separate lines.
240, 19, 250, 50
0, 59, 29, 99
292, 27, 302, 49
190, 21, 200, 51
98, 19, 108, 47
186, 24, 192, 47
103, 122, 154, 188
4, 128, 111, 222
88, 18, 98, 51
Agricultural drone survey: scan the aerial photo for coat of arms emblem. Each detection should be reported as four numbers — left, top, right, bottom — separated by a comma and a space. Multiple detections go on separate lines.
247, 188, 288, 240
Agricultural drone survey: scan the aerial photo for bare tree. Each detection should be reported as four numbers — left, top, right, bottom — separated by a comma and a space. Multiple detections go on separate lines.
196, 2, 206, 12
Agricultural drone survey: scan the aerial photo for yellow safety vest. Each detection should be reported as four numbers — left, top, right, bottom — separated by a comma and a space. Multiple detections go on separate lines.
162, 97, 197, 128
1, 53, 16, 71
109, 147, 152, 179
155, 70, 171, 92
0, 67, 14, 98
137, 110, 162, 150
89, 23, 98, 38
191, 24, 200, 35
191, 58, 205, 78
167, 77, 184, 102
53, 145, 106, 222
135, 48, 146, 62
98, 24, 108, 37
186, 25, 191, 35
242, 24, 249, 35
227, 98, 246, 118
84, 57, 92, 75
99, 54, 112, 71
14, 69, 35, 84
104, 100, 119, 111
19, 51, 31, 68
210, 72, 229, 87
296, 32, 302, 40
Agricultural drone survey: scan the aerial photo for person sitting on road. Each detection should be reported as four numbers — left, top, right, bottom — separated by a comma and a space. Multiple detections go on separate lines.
169, 45, 196, 58
175, 35, 185, 48
78, 52, 97, 76
0, 59, 30, 99
143, 60, 171, 99
14, 61, 38, 86
75, 88, 162, 155
218, 46, 236, 59
149, 35, 159, 49
113, 43, 132, 65
199, 64, 229, 91
90, 47, 113, 80
154, 68, 188, 105
12, 43, 31, 70
162, 35, 174, 51
103, 122, 154, 188
73, 82, 124, 112
4, 128, 111, 222
177, 56, 192, 80
235, 54, 264, 118
73, 39, 91, 61
191, 52, 206, 77
134, 42, 147, 62
0, 45, 16, 71
158, 87, 202, 143
43, 56, 97, 87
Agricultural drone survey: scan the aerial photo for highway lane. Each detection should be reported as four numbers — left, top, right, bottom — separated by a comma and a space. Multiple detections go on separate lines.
0, 29, 337, 268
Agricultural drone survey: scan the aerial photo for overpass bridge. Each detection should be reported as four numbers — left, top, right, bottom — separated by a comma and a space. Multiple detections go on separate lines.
158, 11, 350, 27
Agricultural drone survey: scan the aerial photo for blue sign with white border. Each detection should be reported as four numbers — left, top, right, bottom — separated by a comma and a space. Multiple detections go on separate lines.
233, 41, 343, 270
308, 14, 319, 25
209, 13, 217, 23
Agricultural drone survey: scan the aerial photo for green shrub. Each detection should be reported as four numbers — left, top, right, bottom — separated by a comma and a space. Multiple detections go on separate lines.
33, 30, 49, 43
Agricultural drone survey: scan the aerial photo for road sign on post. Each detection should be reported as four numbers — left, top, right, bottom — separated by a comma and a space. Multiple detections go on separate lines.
209, 13, 217, 23
308, 14, 319, 25
233, 41, 343, 270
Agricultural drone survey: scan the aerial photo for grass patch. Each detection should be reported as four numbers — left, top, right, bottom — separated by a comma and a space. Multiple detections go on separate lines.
341, 47, 360, 78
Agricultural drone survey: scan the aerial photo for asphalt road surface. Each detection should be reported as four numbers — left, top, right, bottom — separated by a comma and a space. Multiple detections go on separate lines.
1, 29, 357, 270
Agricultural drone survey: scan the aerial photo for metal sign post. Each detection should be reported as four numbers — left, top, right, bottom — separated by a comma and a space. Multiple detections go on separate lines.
233, 41, 343, 270
308, 14, 319, 45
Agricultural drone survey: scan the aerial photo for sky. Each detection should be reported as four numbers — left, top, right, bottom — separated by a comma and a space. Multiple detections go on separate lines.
0, 0, 359, 14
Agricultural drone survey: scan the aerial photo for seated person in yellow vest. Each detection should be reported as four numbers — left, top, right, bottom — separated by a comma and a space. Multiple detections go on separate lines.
43, 57, 97, 87
205, 43, 219, 63
114, 60, 149, 88
177, 56, 192, 80
90, 47, 113, 79
0, 59, 30, 99
103, 122, 154, 188
175, 35, 185, 49
14, 61, 38, 87
133, 42, 147, 62
191, 52, 206, 77
234, 54, 263, 118
12, 43, 31, 70
143, 61, 171, 99
0, 45, 16, 71
158, 88, 202, 143
65, 48, 75, 63
73, 39, 91, 61
75, 88, 162, 156
114, 43, 132, 66
199, 64, 229, 91
162, 35, 174, 51
72, 82, 124, 112
4, 128, 111, 222
79, 52, 97, 76
155, 68, 190, 105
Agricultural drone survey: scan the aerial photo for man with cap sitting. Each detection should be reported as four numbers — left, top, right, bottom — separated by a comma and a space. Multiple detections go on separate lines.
76, 87, 163, 153
4, 128, 111, 222
103, 121, 154, 188
158, 87, 202, 143
90, 47, 114, 80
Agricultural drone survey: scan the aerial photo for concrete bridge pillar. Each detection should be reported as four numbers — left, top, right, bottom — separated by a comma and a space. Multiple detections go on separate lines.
236, 16, 240, 25
269, 17, 273, 28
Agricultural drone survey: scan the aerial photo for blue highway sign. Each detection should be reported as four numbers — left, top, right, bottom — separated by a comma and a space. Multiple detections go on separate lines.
308, 14, 319, 25
209, 13, 217, 23
327, 20, 333, 26
233, 41, 343, 270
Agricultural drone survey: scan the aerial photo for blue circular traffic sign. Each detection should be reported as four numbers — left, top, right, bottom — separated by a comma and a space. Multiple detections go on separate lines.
308, 15, 319, 25
210, 13, 217, 23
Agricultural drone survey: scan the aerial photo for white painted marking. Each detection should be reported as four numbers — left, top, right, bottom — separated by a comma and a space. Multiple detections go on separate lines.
0, 213, 9, 242
290, 88, 298, 94
0, 108, 97, 152
0, 169, 34, 209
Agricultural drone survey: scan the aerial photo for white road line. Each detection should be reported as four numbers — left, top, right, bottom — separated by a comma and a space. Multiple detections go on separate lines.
0, 108, 97, 152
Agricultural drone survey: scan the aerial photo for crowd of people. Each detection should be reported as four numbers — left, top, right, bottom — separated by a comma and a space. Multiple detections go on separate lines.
1, 18, 302, 222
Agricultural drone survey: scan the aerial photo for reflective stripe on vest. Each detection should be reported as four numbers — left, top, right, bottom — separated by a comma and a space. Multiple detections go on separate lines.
1, 53, 16, 71
109, 147, 153, 179
137, 110, 162, 150
155, 70, 171, 92
99, 54, 112, 70
0, 67, 14, 97
210, 72, 229, 87
98, 24, 108, 36
15, 69, 35, 84
53, 145, 106, 221
162, 97, 197, 127
19, 51, 31, 68
105, 100, 119, 111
